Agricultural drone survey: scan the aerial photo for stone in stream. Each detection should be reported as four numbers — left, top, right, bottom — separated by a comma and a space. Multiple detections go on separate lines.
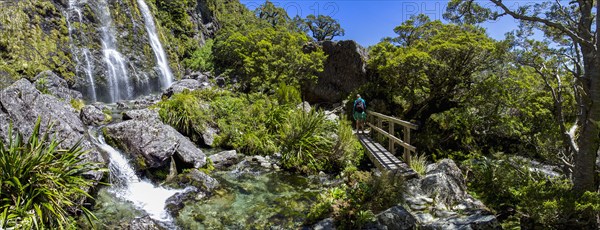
209, 150, 239, 169
103, 108, 206, 171
119, 216, 164, 230
0, 78, 106, 181
166, 169, 219, 215
80, 104, 111, 126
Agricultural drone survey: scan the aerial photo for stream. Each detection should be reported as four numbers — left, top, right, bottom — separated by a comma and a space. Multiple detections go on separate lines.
82, 125, 329, 229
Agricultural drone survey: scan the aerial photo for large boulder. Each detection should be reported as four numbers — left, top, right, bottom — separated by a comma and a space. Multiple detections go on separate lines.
0, 79, 105, 180
34, 70, 82, 101
364, 206, 417, 230
177, 169, 219, 192
80, 104, 111, 126
303, 40, 368, 104
167, 169, 219, 215
103, 108, 206, 171
162, 78, 211, 98
420, 159, 470, 207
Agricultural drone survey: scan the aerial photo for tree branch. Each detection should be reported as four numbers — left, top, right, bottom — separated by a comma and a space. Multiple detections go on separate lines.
490, 0, 591, 46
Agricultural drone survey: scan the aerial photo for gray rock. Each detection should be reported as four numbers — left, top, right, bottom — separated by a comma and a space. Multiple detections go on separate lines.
103, 109, 206, 170
421, 212, 500, 230
421, 159, 468, 206
365, 206, 417, 230
215, 76, 226, 87
0, 79, 105, 180
297, 101, 311, 113
324, 110, 339, 122
303, 40, 368, 104
119, 216, 164, 230
209, 150, 239, 169
202, 126, 218, 146
165, 187, 202, 216
34, 71, 82, 101
178, 169, 219, 191
80, 104, 110, 126
312, 218, 336, 230
122, 108, 161, 121
162, 79, 207, 98
104, 120, 177, 169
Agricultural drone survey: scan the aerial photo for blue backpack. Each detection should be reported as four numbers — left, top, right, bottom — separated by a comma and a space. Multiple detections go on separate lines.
355, 100, 365, 112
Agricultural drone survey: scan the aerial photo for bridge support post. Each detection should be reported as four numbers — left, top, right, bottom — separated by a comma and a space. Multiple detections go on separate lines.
389, 123, 395, 155
377, 119, 383, 142
404, 126, 411, 165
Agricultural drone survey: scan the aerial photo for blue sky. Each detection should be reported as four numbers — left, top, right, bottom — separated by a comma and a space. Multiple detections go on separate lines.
240, 0, 524, 47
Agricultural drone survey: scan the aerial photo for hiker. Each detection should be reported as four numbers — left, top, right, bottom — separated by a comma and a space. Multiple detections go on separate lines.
353, 94, 367, 133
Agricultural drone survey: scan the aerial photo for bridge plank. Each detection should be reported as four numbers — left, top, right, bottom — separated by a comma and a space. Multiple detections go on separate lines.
357, 134, 418, 179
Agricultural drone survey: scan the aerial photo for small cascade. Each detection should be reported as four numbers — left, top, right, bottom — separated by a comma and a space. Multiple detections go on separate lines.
137, 0, 174, 88
92, 133, 182, 223
96, 0, 132, 102
66, 0, 97, 102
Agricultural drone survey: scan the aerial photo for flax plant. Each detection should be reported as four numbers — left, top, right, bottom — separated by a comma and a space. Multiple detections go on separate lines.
0, 118, 102, 229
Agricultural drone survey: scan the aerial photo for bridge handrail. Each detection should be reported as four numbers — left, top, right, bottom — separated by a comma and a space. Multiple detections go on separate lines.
367, 111, 418, 130
367, 123, 416, 152
364, 111, 419, 163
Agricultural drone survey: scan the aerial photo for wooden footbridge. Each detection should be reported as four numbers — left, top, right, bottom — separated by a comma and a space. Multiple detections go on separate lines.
357, 111, 419, 179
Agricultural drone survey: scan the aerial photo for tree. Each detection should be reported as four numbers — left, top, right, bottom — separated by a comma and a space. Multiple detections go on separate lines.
212, 26, 325, 92
368, 15, 499, 124
254, 0, 290, 27
445, 0, 599, 196
304, 14, 345, 41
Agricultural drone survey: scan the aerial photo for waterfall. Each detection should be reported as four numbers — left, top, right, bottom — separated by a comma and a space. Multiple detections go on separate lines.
66, 0, 97, 102
97, 0, 132, 102
93, 133, 183, 223
66, 0, 177, 103
137, 0, 174, 88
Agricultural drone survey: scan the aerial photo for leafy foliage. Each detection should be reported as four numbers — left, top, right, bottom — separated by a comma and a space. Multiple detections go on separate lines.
465, 154, 600, 228
156, 88, 363, 174
278, 108, 335, 173
213, 25, 325, 92
405, 153, 428, 176
307, 171, 404, 228
0, 118, 102, 229
184, 39, 214, 72
157, 90, 208, 144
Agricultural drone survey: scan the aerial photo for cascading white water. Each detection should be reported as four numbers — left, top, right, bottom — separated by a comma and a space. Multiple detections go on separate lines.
97, 0, 132, 102
93, 134, 182, 223
66, 0, 97, 102
136, 0, 174, 88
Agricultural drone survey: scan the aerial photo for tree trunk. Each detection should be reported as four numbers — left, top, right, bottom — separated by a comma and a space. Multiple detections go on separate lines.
573, 50, 600, 193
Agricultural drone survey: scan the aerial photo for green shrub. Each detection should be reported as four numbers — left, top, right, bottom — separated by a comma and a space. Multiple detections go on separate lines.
465, 154, 600, 228
184, 39, 214, 72
0, 118, 102, 229
405, 153, 427, 176
331, 117, 364, 172
274, 83, 301, 106
70, 99, 85, 112
157, 90, 209, 144
307, 171, 405, 228
278, 108, 335, 173
158, 89, 364, 174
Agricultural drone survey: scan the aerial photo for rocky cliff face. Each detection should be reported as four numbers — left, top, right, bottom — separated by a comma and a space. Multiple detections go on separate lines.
0, 0, 217, 102
303, 40, 368, 105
